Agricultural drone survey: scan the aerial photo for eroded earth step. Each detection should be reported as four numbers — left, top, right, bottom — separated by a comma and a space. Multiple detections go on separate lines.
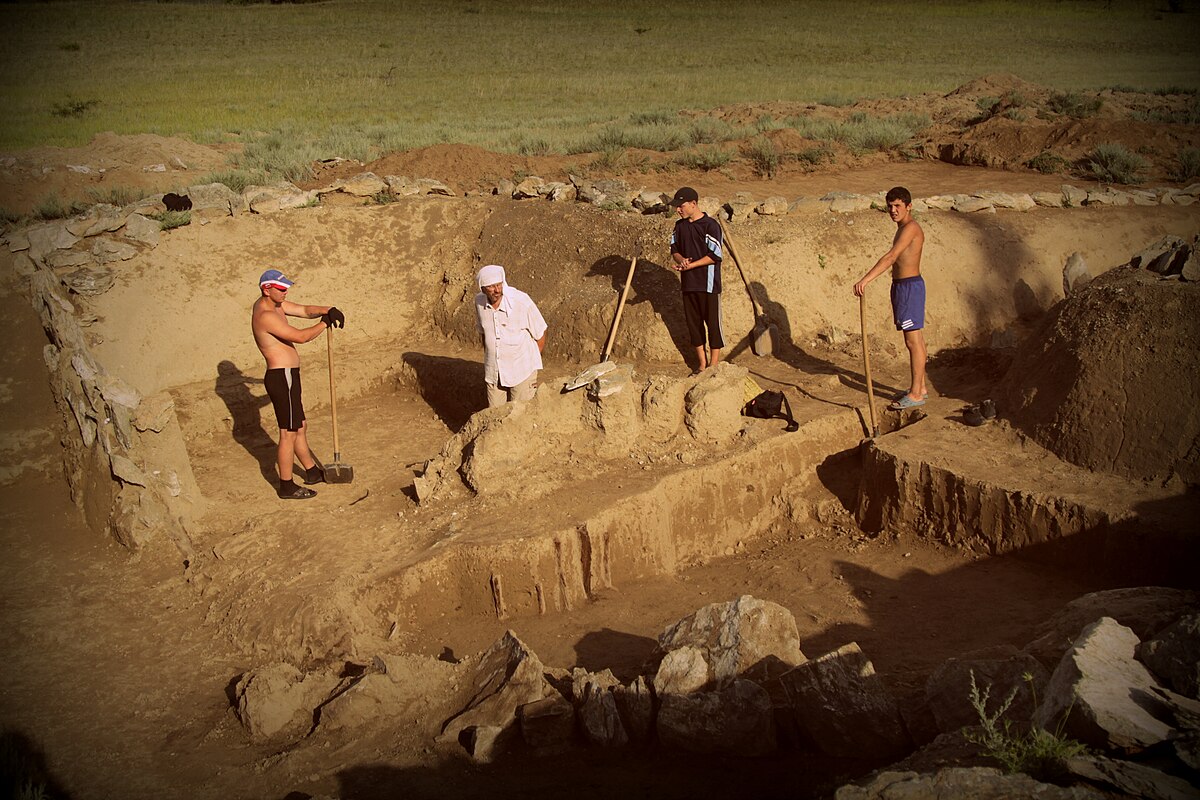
857, 413, 1199, 585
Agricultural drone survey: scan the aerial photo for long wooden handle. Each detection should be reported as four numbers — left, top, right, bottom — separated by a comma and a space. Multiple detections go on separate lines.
859, 293, 878, 437
601, 257, 637, 362
721, 226, 762, 318
326, 325, 341, 456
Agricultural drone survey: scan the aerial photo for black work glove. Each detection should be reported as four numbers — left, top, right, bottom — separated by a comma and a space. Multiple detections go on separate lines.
322, 306, 345, 328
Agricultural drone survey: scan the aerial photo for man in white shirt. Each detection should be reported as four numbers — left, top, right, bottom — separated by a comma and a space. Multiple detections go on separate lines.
475, 264, 548, 407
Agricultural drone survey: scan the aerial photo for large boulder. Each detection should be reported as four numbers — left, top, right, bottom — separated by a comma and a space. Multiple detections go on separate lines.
684, 363, 751, 445
779, 643, 910, 759
836, 767, 1103, 800
924, 648, 1049, 734
655, 594, 805, 688
1034, 617, 1173, 753
1137, 614, 1200, 698
234, 662, 341, 743
657, 679, 775, 756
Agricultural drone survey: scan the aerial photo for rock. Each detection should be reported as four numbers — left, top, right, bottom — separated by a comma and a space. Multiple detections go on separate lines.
463, 725, 509, 763
698, 196, 723, 219
6, 228, 30, 253
1129, 234, 1187, 275
1183, 237, 1200, 282
1062, 252, 1092, 297
835, 767, 1104, 800
547, 182, 576, 203
1024, 588, 1199, 670
46, 250, 93, 270
1062, 184, 1088, 207
781, 642, 910, 759
438, 631, 555, 744
125, 197, 167, 217
10, 252, 36, 277
571, 667, 620, 702
1168, 191, 1198, 206
633, 190, 669, 213
952, 196, 994, 213
657, 679, 775, 756
829, 194, 874, 213
493, 178, 516, 198
1063, 755, 1198, 800
1034, 617, 1173, 753
62, 266, 116, 295
924, 649, 1049, 734
579, 682, 629, 747
68, 204, 125, 237
416, 178, 454, 197
1137, 614, 1200, 698
576, 183, 606, 205
518, 695, 575, 751
1130, 189, 1159, 206
316, 673, 391, 733
234, 662, 340, 743
513, 176, 546, 199
684, 362, 749, 445
1033, 190, 1064, 208
654, 646, 709, 696
185, 182, 241, 216
121, 214, 160, 247
724, 194, 756, 221
385, 175, 422, 197
978, 191, 1036, 211
246, 183, 316, 214
27, 222, 80, 262
339, 172, 388, 197
655, 594, 805, 687
923, 195, 957, 210
90, 237, 137, 264
613, 676, 654, 743
756, 196, 789, 215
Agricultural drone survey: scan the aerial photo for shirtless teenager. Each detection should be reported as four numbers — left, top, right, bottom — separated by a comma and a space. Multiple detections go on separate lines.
251, 269, 345, 499
852, 186, 927, 409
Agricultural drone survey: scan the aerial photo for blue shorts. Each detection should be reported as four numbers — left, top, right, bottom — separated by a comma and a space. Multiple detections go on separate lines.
891, 276, 925, 332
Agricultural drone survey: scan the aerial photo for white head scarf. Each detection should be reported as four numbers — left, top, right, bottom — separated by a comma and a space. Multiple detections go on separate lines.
478, 264, 506, 289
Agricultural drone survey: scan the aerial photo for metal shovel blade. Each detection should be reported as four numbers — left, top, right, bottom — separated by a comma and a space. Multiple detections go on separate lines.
564, 360, 617, 392
324, 453, 354, 484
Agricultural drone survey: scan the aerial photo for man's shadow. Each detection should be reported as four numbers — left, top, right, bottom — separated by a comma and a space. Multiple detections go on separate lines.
214, 360, 276, 485
585, 254, 693, 365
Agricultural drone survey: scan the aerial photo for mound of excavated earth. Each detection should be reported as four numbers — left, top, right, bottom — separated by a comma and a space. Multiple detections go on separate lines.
1002, 244, 1200, 485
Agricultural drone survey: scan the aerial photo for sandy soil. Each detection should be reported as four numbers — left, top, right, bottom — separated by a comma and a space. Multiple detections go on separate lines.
1, 76, 1198, 799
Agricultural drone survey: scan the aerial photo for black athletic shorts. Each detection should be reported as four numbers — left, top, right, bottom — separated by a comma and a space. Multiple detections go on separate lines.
682, 292, 724, 349
264, 367, 305, 431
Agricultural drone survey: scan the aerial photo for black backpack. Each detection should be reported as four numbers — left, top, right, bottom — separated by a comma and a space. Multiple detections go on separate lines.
743, 384, 799, 432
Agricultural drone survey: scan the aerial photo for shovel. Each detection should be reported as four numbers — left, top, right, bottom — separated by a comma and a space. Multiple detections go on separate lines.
565, 256, 637, 391
720, 226, 773, 357
323, 324, 354, 483
859, 293, 879, 438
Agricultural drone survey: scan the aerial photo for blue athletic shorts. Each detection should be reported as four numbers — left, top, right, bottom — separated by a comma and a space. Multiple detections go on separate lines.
891, 276, 925, 332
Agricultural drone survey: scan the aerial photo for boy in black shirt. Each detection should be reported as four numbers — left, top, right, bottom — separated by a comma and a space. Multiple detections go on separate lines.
669, 187, 724, 373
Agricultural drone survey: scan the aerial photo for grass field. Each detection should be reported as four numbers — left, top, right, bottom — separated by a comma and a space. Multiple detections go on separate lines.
1, 0, 1198, 161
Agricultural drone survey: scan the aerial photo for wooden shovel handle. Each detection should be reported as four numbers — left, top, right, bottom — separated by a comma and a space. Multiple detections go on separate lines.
326, 325, 341, 455
601, 257, 637, 362
721, 226, 763, 318
859, 293, 878, 437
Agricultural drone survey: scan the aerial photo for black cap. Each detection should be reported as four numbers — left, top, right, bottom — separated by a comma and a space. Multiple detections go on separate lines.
669, 186, 699, 207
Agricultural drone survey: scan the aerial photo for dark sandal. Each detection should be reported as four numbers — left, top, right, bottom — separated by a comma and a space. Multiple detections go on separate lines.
278, 484, 317, 500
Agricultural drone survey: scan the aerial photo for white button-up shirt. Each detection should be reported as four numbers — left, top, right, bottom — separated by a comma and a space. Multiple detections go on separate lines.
476, 284, 547, 388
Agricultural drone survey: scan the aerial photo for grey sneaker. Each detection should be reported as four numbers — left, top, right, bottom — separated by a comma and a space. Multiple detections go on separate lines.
981, 399, 997, 420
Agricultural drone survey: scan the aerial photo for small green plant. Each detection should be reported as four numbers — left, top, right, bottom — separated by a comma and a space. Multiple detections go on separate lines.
754, 113, 781, 133
794, 144, 834, 168
965, 671, 1087, 782
50, 97, 99, 118
370, 190, 394, 205
687, 116, 739, 145
744, 136, 779, 178
1170, 147, 1200, 183
0, 207, 24, 226
629, 110, 675, 126
86, 186, 146, 207
818, 254, 828, 270
32, 195, 87, 220
1045, 91, 1102, 119
592, 147, 627, 170
1026, 151, 1070, 175
299, 195, 321, 208
1133, 97, 1200, 125
674, 146, 731, 171
58, 42, 81, 52
152, 210, 191, 230
1087, 143, 1147, 184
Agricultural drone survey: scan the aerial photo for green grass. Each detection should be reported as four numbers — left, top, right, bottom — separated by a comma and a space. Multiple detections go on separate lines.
1045, 91, 1103, 119
1087, 143, 1148, 183
1026, 151, 1070, 175
0, 0, 1197, 155
787, 112, 931, 153
32, 195, 87, 220
201, 169, 269, 193
674, 145, 732, 171
965, 671, 1087, 784
1170, 147, 1200, 182
152, 210, 191, 230
86, 186, 146, 207
743, 136, 780, 178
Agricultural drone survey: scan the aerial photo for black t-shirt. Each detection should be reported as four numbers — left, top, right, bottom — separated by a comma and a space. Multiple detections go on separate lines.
670, 213, 723, 293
